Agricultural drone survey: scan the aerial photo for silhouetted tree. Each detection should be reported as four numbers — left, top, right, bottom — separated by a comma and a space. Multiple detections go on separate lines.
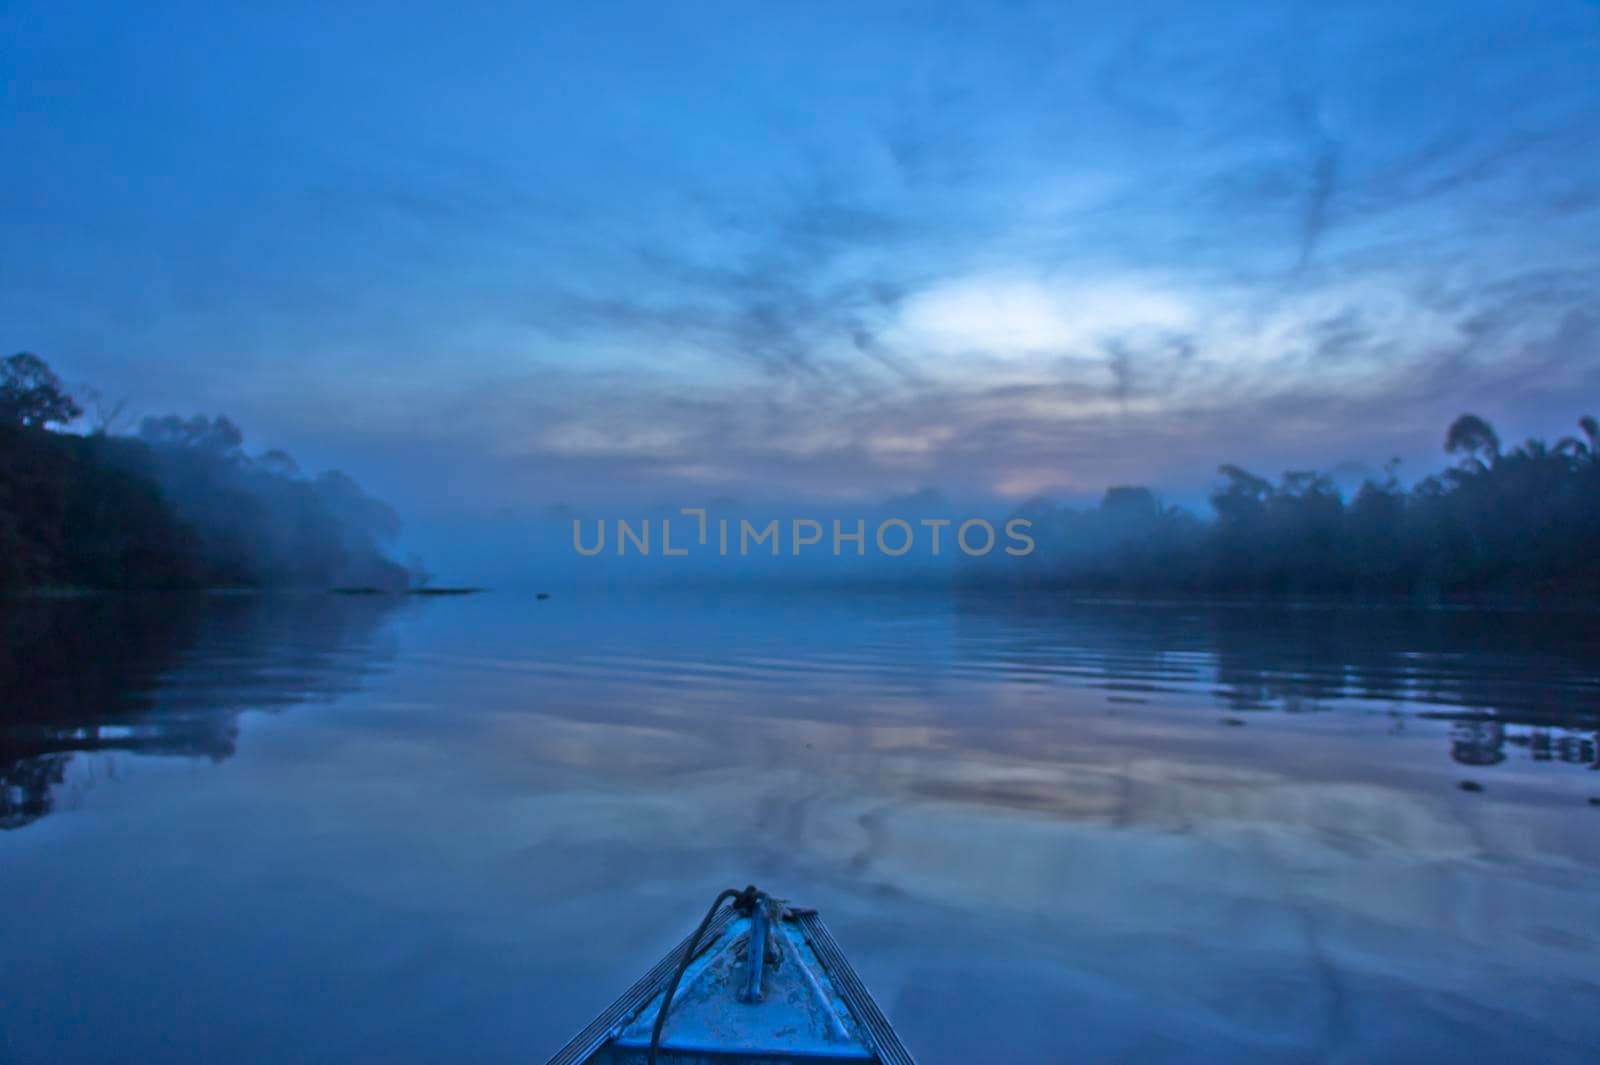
258, 448, 299, 478
138, 413, 245, 457
73, 383, 130, 436
1444, 413, 1500, 468
1556, 415, 1599, 463
1, 353, 82, 428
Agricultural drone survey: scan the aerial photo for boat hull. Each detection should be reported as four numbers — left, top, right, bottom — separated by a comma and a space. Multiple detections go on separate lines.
544, 901, 915, 1065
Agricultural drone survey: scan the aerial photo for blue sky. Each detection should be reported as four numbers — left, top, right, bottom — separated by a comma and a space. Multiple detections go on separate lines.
5, 0, 1599, 516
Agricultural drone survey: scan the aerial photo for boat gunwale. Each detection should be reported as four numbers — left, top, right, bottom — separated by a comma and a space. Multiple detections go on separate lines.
544, 907, 742, 1065
541, 905, 917, 1065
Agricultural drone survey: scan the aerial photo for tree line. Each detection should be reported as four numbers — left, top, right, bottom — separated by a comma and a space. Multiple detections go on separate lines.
0, 352, 409, 592
7, 348, 1596, 598
985, 412, 1600, 599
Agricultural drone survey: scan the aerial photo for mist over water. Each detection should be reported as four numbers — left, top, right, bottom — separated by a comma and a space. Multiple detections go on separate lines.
2, 590, 1596, 1063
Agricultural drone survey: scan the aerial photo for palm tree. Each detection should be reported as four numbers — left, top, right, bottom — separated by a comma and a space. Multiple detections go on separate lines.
1556, 415, 1599, 463
1444, 413, 1500, 470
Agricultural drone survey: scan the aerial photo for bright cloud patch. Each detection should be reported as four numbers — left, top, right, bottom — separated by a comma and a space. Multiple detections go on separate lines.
897, 277, 1196, 363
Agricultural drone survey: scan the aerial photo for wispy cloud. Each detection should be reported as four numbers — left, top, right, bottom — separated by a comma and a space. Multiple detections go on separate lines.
3, 0, 1597, 515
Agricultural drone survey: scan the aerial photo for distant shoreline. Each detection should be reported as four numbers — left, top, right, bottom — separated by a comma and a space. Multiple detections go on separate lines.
12, 581, 1599, 615
4, 585, 488, 599
332, 586, 487, 597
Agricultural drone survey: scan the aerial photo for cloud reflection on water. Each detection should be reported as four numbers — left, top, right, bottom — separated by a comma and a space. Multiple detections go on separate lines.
1, 591, 1597, 1062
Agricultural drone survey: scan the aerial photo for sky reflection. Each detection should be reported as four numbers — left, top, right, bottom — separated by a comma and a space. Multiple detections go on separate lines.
2, 591, 1598, 1062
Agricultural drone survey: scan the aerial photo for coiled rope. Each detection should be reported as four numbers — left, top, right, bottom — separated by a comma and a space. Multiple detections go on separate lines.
647, 884, 761, 1065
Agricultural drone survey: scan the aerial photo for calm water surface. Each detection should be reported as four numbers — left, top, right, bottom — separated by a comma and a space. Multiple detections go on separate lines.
2, 590, 1598, 1064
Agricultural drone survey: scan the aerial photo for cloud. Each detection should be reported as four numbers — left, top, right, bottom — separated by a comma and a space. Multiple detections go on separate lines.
3, 0, 1598, 518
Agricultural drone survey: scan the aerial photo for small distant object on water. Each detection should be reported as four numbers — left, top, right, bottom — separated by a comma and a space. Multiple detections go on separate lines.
536, 592, 551, 600
544, 885, 917, 1065
1459, 780, 1485, 793
1588, 797, 1600, 807
1221, 717, 1247, 726
330, 585, 386, 596
409, 586, 484, 596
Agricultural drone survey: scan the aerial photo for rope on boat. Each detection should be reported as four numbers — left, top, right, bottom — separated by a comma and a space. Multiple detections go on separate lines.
646, 884, 761, 1065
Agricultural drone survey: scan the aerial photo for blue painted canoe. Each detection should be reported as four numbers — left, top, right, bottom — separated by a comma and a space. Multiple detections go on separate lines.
544, 889, 917, 1065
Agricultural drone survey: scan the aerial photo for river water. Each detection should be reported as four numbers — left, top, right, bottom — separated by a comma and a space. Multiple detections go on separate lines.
2, 589, 1597, 1063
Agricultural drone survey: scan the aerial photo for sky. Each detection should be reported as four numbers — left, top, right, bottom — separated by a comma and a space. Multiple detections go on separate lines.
5, 0, 1599, 521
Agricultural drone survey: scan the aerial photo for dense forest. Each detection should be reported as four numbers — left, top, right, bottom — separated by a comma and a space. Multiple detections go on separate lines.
988, 412, 1600, 598
0, 353, 409, 592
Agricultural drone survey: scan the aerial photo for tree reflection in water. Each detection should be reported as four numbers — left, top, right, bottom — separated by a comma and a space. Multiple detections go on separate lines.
0, 593, 400, 828
2, 591, 1596, 831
